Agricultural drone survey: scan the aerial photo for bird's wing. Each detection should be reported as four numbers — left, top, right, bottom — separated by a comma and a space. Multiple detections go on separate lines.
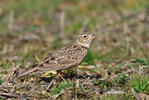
31, 44, 72, 67
18, 55, 79, 77
38, 55, 80, 72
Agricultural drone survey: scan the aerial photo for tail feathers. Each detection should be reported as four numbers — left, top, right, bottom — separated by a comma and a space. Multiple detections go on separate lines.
31, 63, 38, 68
17, 67, 39, 78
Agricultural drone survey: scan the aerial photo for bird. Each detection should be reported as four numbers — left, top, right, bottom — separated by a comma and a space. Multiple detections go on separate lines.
15, 33, 96, 78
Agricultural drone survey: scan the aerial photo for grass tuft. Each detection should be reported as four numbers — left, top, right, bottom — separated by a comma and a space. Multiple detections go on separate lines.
115, 73, 129, 85
49, 80, 73, 96
93, 79, 115, 91
1, 60, 9, 69
132, 58, 149, 66
128, 75, 149, 94
35, 55, 40, 63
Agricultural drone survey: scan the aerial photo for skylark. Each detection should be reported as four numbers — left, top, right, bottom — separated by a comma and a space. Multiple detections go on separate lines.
16, 33, 96, 78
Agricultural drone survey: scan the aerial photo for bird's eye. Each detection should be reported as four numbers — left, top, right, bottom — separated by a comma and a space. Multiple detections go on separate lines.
83, 35, 87, 38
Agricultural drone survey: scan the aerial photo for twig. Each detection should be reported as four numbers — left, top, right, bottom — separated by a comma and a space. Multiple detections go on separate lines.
0, 88, 9, 93
47, 79, 55, 90
60, 11, 65, 39
8, 10, 14, 32
0, 92, 20, 98
51, 89, 65, 100
131, 88, 140, 100
75, 79, 79, 100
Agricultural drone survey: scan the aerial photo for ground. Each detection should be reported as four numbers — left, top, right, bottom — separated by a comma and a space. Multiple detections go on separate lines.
0, 0, 149, 100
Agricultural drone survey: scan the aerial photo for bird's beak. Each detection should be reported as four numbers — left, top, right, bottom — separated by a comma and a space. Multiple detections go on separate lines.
90, 34, 96, 39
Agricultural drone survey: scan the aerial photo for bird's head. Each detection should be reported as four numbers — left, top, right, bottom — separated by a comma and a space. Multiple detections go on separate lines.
76, 33, 96, 48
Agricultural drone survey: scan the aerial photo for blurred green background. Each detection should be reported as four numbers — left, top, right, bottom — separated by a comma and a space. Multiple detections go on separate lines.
0, 0, 149, 64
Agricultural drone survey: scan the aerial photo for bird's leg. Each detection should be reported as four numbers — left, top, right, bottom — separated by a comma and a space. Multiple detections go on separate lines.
58, 73, 65, 81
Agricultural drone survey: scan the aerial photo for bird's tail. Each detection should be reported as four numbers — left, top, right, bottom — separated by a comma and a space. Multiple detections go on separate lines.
12, 64, 39, 78
17, 67, 39, 78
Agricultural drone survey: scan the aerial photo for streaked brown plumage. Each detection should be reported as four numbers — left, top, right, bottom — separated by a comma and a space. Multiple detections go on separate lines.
17, 33, 95, 78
